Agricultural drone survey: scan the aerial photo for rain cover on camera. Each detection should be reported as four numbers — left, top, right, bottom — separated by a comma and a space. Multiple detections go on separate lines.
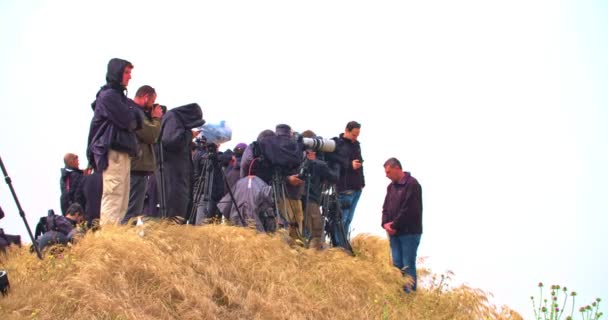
196, 120, 232, 145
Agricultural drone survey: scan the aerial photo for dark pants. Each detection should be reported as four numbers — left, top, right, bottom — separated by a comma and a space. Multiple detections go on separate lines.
122, 174, 148, 224
38, 231, 70, 251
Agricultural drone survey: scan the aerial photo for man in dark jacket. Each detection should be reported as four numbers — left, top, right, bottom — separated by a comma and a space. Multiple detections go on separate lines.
159, 103, 205, 220
59, 153, 84, 215
122, 85, 163, 224
37, 203, 85, 252
300, 130, 339, 249
87, 58, 142, 225
326, 121, 365, 244
381, 157, 423, 293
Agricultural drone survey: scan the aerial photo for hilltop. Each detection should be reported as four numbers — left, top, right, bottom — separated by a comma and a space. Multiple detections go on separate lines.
0, 223, 522, 319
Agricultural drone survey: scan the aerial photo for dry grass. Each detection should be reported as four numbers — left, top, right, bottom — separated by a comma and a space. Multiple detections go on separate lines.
0, 222, 522, 319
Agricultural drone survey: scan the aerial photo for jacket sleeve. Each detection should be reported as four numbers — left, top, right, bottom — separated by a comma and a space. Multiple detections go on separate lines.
356, 145, 365, 187
381, 185, 390, 226
319, 161, 339, 184
240, 146, 254, 178
97, 91, 139, 130
135, 117, 161, 144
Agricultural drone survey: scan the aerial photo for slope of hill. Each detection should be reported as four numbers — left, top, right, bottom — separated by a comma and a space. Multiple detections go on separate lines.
0, 223, 522, 319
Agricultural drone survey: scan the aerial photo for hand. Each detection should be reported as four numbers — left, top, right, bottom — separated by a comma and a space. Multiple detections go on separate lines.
84, 167, 93, 176
287, 175, 304, 186
151, 104, 164, 119
352, 159, 362, 170
383, 222, 396, 236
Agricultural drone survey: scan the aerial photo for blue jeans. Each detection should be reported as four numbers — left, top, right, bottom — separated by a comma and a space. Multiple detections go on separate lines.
338, 189, 362, 238
389, 233, 421, 291
38, 231, 70, 251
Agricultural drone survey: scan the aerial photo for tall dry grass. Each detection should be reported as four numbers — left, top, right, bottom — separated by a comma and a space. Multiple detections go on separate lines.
0, 222, 522, 319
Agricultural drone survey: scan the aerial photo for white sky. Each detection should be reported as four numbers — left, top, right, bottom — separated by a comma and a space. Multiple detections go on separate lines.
1, 0, 606, 317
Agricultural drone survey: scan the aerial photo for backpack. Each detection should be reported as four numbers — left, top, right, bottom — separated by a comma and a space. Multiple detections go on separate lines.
35, 210, 74, 239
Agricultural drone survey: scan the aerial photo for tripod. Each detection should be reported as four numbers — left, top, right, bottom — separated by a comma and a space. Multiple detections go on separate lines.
0, 156, 43, 259
189, 146, 243, 226
320, 183, 353, 254
270, 169, 305, 241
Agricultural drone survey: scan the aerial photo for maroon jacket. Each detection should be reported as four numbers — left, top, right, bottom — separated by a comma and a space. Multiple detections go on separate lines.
381, 172, 423, 235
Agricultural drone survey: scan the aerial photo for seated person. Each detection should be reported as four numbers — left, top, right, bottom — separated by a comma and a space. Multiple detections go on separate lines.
37, 203, 85, 251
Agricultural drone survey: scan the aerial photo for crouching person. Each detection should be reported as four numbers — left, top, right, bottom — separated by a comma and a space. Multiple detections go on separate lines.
37, 203, 85, 251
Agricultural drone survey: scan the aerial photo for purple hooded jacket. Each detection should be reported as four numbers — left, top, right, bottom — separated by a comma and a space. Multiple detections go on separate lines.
87, 58, 142, 171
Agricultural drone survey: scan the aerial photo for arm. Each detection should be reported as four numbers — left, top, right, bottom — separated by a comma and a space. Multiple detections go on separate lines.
318, 161, 338, 184
240, 146, 253, 177
136, 117, 161, 144
96, 91, 139, 130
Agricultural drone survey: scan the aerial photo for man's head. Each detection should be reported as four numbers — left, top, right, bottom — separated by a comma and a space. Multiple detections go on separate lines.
275, 124, 292, 137
257, 129, 276, 142
106, 58, 134, 88
302, 130, 317, 160
65, 203, 84, 223
134, 85, 157, 109
64, 153, 79, 169
384, 157, 404, 183
343, 121, 361, 142
234, 143, 248, 158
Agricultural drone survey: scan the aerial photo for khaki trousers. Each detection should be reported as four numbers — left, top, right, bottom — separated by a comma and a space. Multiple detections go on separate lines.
304, 202, 325, 249
100, 150, 131, 225
278, 198, 303, 240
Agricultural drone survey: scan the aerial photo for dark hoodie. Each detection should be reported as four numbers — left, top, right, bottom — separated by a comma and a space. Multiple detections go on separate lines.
59, 167, 84, 214
87, 58, 142, 171
159, 103, 205, 219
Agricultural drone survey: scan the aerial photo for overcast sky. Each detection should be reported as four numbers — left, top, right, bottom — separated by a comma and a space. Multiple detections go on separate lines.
1, 0, 606, 317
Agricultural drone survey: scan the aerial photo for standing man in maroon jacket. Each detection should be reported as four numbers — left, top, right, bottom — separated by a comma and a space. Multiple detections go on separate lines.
382, 157, 423, 292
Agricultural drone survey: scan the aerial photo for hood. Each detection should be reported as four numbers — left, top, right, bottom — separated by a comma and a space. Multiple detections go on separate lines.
106, 58, 132, 88
91, 58, 132, 110
170, 103, 205, 129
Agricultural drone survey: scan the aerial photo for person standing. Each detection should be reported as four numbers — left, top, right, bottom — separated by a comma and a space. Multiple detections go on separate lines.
59, 153, 85, 215
326, 121, 364, 243
158, 103, 205, 220
87, 58, 142, 225
122, 86, 163, 224
382, 157, 423, 292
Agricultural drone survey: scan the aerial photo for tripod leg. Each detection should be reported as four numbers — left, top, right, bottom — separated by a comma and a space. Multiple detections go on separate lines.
0, 156, 43, 260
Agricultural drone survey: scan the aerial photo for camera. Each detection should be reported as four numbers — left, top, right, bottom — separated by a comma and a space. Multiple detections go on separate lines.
302, 136, 335, 153
297, 159, 311, 180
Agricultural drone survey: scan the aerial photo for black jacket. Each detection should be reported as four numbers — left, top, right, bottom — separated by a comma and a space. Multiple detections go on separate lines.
59, 167, 84, 214
381, 172, 423, 235
159, 103, 205, 218
326, 134, 365, 192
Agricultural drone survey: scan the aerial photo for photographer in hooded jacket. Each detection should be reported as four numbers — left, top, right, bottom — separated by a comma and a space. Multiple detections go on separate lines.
87, 58, 143, 225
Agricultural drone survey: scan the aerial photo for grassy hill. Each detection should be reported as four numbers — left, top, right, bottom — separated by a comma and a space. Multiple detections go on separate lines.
0, 223, 522, 319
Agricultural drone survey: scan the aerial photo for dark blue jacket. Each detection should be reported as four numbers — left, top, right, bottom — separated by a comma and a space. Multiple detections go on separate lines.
59, 167, 84, 214
87, 58, 142, 171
